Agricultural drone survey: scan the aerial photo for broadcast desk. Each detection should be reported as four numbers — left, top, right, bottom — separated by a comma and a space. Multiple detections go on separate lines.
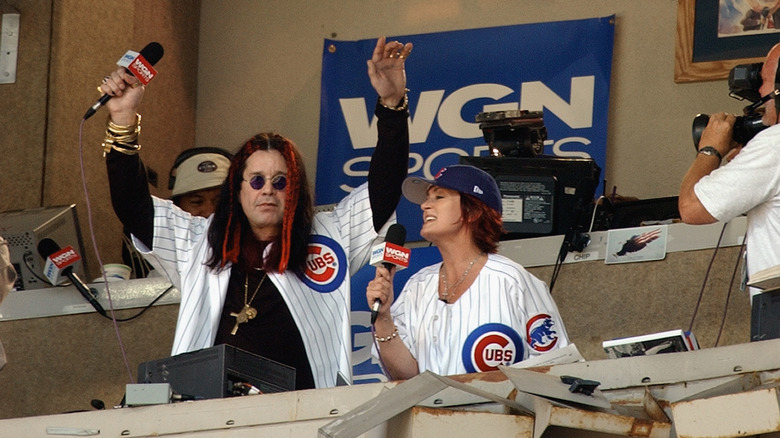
1, 338, 779, 438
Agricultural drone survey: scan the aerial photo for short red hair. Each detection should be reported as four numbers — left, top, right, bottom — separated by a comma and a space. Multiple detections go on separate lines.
460, 194, 504, 253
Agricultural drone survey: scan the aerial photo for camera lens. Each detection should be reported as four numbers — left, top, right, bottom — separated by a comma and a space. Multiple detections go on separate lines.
691, 113, 768, 149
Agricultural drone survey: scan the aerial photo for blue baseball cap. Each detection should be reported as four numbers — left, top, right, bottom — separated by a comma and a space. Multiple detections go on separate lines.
402, 165, 502, 214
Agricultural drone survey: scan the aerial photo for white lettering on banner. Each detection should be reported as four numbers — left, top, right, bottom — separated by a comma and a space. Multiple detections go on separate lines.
339, 98, 378, 150
338, 138, 594, 193
553, 137, 592, 158
437, 83, 514, 139
338, 76, 596, 150
339, 89, 445, 150
521, 76, 595, 129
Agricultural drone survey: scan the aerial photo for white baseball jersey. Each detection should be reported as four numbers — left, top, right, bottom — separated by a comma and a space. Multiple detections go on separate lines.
133, 181, 391, 388
388, 253, 569, 376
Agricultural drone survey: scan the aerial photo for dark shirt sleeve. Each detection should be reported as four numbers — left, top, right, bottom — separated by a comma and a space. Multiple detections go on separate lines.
106, 152, 154, 249
368, 100, 410, 232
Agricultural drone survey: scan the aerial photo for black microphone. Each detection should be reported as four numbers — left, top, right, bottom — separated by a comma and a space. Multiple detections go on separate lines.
370, 224, 408, 324
83, 42, 165, 120
37, 238, 107, 317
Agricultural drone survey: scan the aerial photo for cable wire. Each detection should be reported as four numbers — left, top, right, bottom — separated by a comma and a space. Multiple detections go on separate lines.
715, 240, 745, 347
79, 118, 133, 383
687, 221, 728, 333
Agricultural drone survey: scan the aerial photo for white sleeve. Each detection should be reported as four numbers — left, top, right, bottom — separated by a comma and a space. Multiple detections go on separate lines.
317, 182, 396, 276
695, 130, 780, 222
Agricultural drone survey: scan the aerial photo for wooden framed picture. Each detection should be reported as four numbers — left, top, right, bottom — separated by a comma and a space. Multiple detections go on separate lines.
674, 0, 779, 83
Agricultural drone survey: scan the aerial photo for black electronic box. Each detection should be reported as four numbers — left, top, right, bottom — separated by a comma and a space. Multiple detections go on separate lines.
137, 344, 296, 399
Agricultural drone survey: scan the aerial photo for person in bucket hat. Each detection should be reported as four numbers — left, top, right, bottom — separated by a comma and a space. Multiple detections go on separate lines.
366, 164, 570, 379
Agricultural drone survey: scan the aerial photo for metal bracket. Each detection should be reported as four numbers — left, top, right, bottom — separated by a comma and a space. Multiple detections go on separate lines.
0, 3, 20, 84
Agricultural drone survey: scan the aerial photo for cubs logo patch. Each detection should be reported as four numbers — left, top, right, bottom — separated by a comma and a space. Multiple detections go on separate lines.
462, 323, 523, 373
526, 313, 559, 352
296, 235, 347, 293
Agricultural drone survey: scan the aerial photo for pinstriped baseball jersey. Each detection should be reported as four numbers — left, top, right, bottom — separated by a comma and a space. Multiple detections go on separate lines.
134, 181, 389, 388
389, 253, 569, 376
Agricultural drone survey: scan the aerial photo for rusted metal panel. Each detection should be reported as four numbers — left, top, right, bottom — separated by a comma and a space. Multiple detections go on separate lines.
671, 387, 780, 438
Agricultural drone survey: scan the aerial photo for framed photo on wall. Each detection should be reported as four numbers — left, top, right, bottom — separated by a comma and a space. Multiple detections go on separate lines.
675, 0, 778, 83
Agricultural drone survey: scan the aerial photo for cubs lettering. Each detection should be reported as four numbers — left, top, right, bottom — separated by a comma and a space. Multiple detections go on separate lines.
462, 323, 523, 373
297, 235, 347, 293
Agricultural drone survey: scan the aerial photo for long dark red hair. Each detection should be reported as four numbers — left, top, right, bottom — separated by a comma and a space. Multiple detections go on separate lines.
206, 133, 313, 273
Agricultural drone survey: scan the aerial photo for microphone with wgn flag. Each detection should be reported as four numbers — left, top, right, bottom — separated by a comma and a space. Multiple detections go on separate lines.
83, 41, 165, 120
369, 224, 409, 324
37, 238, 107, 317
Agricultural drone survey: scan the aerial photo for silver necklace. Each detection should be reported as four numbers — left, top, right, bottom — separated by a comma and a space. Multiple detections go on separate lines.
440, 253, 483, 302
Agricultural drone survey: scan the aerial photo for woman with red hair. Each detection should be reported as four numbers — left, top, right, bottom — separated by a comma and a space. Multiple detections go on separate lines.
366, 165, 570, 380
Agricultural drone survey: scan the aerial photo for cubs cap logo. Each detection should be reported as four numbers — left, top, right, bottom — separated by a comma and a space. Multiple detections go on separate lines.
462, 323, 523, 373
297, 235, 347, 293
526, 313, 559, 352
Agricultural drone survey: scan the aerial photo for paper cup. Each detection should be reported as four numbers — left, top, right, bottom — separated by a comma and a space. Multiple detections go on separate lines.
102, 263, 132, 281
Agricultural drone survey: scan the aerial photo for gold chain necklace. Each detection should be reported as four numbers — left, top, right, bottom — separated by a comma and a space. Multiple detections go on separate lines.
440, 253, 483, 303
230, 272, 267, 335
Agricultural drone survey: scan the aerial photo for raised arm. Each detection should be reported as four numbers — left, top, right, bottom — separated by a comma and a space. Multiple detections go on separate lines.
367, 37, 413, 232
100, 68, 154, 248
679, 112, 737, 225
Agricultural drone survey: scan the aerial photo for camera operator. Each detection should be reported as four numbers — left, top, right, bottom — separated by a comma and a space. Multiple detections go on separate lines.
679, 43, 780, 300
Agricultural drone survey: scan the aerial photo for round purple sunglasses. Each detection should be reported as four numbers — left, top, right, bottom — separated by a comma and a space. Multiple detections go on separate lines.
244, 174, 287, 191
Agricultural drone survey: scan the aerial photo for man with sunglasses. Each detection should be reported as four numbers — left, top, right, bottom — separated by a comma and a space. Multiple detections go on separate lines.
679, 43, 780, 302
101, 37, 413, 390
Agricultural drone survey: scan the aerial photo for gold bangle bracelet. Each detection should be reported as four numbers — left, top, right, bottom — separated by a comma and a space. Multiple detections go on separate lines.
103, 113, 141, 156
379, 89, 409, 111
107, 113, 141, 133
110, 143, 141, 155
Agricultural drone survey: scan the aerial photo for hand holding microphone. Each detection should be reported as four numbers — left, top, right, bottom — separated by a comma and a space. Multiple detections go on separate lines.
368, 224, 410, 324
84, 42, 164, 120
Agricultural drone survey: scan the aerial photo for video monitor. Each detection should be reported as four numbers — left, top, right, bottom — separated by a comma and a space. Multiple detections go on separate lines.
460, 156, 601, 239
0, 204, 87, 291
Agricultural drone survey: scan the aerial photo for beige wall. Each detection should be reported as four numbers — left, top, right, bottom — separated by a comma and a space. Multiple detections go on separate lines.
0, 0, 200, 278
195, 0, 738, 201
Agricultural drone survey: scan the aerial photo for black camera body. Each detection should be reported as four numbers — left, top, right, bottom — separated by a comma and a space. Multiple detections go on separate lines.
729, 62, 763, 102
476, 110, 547, 157
691, 62, 770, 148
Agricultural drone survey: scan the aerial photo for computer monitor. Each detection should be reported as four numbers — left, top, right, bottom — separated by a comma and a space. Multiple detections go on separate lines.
0, 204, 87, 291
459, 156, 601, 239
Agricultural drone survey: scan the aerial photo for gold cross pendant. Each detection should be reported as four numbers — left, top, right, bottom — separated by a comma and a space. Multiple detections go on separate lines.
229, 304, 258, 335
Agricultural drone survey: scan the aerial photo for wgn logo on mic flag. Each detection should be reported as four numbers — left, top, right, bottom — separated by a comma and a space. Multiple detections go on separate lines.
297, 235, 347, 293
462, 323, 524, 373
369, 242, 410, 270
43, 246, 80, 286
117, 50, 157, 85
317, 16, 614, 243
